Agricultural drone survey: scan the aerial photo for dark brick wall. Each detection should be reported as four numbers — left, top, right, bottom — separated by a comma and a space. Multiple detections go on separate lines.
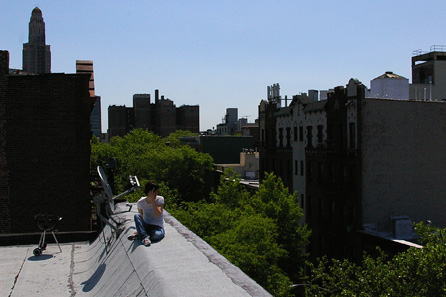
201, 136, 253, 164
0, 51, 11, 233
176, 105, 199, 133
0, 59, 93, 233
109, 93, 199, 138
154, 99, 176, 138
134, 95, 151, 130
108, 105, 128, 138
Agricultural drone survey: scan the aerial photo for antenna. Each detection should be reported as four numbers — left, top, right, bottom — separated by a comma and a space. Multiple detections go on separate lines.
94, 166, 140, 252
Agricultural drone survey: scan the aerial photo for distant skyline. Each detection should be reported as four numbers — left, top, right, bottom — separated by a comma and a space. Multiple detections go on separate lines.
2, 1, 445, 132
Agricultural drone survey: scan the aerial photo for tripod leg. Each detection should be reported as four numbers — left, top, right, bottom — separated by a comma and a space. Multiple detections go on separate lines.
38, 231, 44, 248
52, 231, 62, 253
40, 230, 47, 249
100, 217, 108, 254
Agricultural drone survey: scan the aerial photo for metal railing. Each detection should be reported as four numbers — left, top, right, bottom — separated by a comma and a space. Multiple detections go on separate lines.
413, 45, 446, 56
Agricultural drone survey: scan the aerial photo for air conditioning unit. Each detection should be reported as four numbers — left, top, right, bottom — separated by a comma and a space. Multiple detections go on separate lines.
391, 215, 415, 240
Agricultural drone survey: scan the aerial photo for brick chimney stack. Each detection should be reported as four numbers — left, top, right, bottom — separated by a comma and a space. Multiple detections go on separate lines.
0, 51, 9, 75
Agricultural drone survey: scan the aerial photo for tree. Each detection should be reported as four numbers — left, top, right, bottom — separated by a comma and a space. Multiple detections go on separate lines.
91, 129, 213, 203
163, 130, 199, 148
249, 173, 311, 280
170, 170, 310, 297
210, 168, 251, 208
304, 222, 446, 296
209, 214, 292, 297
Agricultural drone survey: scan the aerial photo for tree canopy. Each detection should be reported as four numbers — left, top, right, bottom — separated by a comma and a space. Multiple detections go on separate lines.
170, 170, 310, 296
304, 222, 446, 297
91, 129, 213, 204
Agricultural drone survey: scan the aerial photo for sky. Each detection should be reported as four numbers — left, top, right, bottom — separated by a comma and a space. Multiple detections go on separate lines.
1, 1, 445, 132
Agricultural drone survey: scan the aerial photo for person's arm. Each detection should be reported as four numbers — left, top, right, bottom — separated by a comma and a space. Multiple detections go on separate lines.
151, 201, 164, 217
147, 190, 164, 217
138, 208, 143, 218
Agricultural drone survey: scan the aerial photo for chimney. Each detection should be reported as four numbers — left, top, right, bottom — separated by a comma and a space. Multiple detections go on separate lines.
155, 89, 159, 103
0, 51, 9, 75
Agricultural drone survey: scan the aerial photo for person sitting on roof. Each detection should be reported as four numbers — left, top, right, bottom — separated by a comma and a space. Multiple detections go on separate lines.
128, 182, 165, 246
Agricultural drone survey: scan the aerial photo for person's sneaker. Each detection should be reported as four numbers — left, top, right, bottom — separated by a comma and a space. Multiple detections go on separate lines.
127, 232, 138, 241
142, 237, 151, 246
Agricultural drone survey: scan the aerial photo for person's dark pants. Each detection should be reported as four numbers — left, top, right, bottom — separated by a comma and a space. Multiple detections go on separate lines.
134, 213, 165, 242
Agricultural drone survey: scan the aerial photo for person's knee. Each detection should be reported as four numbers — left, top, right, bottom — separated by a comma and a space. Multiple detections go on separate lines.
134, 213, 143, 220
151, 229, 165, 242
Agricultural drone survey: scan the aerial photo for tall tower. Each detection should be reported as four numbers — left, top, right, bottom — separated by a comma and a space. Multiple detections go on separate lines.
22, 7, 51, 74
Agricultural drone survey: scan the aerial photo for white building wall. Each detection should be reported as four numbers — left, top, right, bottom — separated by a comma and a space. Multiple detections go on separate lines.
275, 111, 293, 147
291, 101, 307, 222
290, 99, 327, 224
368, 77, 409, 100
304, 110, 326, 149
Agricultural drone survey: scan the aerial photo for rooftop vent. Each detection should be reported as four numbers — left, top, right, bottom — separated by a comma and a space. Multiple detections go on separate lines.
391, 215, 415, 240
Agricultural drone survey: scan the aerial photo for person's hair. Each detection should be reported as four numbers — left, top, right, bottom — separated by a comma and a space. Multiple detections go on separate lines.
144, 182, 159, 194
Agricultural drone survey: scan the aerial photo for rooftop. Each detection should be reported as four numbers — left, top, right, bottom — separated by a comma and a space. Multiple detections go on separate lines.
373, 71, 407, 80
32, 7, 42, 16
0, 203, 270, 296
304, 100, 327, 112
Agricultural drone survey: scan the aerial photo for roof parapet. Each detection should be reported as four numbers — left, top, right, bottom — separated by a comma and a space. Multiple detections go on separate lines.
413, 45, 446, 56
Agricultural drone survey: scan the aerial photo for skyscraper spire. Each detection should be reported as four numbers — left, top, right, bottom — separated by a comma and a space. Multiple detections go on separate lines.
22, 7, 51, 74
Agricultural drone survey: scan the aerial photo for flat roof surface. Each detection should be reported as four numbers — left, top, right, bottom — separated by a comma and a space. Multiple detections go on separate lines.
1, 203, 271, 297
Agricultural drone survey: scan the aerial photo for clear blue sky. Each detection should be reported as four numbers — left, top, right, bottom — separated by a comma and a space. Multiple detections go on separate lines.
2, 1, 445, 132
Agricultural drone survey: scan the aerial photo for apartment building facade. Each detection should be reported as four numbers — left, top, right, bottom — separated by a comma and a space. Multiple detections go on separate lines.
260, 77, 446, 260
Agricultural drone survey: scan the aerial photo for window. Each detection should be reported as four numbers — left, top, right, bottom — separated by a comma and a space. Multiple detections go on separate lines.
286, 127, 291, 147
294, 126, 298, 142
299, 123, 303, 142
301, 194, 305, 209
306, 126, 313, 148
349, 122, 356, 148
278, 128, 284, 147
317, 125, 324, 144
295, 160, 298, 175
300, 160, 304, 176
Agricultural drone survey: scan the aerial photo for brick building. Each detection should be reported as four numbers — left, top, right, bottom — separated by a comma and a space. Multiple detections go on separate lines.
108, 89, 199, 139
76, 60, 102, 138
154, 93, 177, 137
133, 94, 151, 130
176, 105, 200, 132
108, 105, 134, 138
305, 78, 446, 260
0, 50, 94, 233
259, 77, 446, 261
258, 84, 294, 192
305, 80, 362, 260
